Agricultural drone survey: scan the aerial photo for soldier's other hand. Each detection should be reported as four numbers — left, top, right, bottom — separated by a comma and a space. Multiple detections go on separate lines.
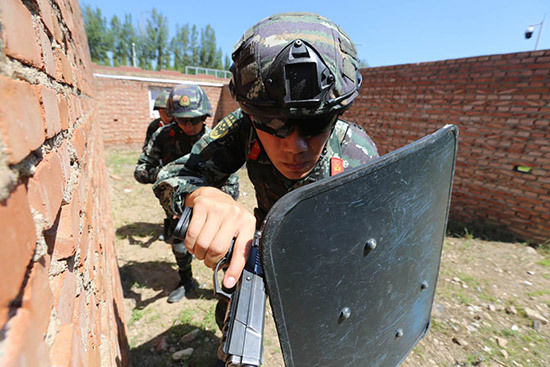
184, 186, 256, 289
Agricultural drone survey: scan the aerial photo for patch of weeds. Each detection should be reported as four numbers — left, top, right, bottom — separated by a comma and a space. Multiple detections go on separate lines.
132, 281, 146, 289
147, 312, 161, 323
526, 289, 550, 298
537, 258, 550, 267
464, 351, 489, 366
129, 308, 150, 326
199, 304, 218, 331
500, 327, 519, 338
179, 309, 194, 324
457, 272, 481, 288
412, 343, 425, 358
106, 150, 139, 175
455, 289, 475, 305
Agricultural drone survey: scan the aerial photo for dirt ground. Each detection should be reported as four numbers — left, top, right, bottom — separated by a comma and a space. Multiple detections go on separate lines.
106, 148, 549, 367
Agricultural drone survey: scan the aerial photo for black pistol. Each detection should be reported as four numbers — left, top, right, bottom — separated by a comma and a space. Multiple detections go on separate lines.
172, 207, 266, 367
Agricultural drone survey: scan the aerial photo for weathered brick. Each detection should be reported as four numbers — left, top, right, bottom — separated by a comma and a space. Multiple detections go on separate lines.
54, 48, 74, 85
58, 94, 70, 130
0, 184, 36, 328
20, 257, 53, 335
0, 309, 51, 367
57, 141, 72, 187
27, 151, 64, 228
54, 269, 77, 325
0, 0, 42, 68
48, 323, 81, 367
40, 87, 62, 138
39, 27, 56, 78
37, 0, 56, 36
0, 77, 45, 164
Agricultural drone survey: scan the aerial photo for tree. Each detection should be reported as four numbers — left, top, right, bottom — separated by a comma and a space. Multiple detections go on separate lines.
170, 24, 190, 71
120, 14, 138, 66
145, 9, 169, 70
83, 7, 232, 72
110, 15, 124, 66
199, 25, 221, 68
83, 6, 110, 65
190, 25, 200, 67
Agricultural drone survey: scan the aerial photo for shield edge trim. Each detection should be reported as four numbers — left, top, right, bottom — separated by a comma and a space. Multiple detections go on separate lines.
260, 124, 459, 367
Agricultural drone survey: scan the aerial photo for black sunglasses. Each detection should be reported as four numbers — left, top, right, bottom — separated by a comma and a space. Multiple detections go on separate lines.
251, 114, 338, 138
174, 116, 204, 125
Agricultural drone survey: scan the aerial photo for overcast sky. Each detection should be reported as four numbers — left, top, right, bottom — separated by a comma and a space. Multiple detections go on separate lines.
80, 0, 550, 67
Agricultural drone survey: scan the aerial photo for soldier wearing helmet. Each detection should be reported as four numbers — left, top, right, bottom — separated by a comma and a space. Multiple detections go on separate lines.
142, 89, 172, 150
153, 13, 378, 303
135, 84, 239, 303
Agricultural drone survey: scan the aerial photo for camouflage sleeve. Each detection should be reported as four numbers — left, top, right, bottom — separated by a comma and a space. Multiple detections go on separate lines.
134, 127, 164, 184
338, 121, 379, 166
153, 110, 248, 215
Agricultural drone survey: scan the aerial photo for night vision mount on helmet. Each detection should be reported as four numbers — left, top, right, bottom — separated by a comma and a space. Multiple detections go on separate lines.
167, 84, 213, 118
229, 13, 362, 119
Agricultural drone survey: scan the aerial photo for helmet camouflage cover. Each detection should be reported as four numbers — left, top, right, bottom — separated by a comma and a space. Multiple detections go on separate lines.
167, 84, 213, 118
154, 89, 171, 110
229, 12, 362, 119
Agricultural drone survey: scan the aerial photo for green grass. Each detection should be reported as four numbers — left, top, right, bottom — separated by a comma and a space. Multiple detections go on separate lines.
129, 308, 151, 326
179, 309, 194, 324
106, 149, 139, 175
526, 289, 550, 298
198, 303, 218, 331
537, 257, 550, 267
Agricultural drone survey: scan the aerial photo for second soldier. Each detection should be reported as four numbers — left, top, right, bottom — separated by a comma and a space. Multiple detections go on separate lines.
134, 84, 238, 303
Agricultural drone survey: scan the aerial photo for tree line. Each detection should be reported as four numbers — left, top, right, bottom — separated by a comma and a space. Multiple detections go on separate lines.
83, 6, 231, 72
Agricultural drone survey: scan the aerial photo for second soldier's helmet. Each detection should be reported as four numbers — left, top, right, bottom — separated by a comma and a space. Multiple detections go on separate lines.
167, 84, 213, 118
153, 90, 170, 110
229, 13, 362, 119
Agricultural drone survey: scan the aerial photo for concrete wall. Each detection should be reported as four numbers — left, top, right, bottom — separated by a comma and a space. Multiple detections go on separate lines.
0, 0, 128, 366
343, 50, 550, 244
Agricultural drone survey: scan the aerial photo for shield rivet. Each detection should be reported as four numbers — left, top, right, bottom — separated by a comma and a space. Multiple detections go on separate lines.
421, 281, 429, 290
294, 40, 303, 47
395, 329, 404, 338
364, 239, 377, 255
340, 307, 351, 320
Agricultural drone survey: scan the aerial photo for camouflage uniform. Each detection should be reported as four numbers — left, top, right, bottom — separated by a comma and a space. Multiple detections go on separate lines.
142, 89, 171, 150
154, 109, 378, 226
154, 12, 376, 329
134, 123, 209, 184
142, 118, 168, 150
136, 84, 240, 303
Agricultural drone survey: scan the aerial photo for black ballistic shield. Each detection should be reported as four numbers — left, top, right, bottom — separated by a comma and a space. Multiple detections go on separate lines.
260, 125, 458, 367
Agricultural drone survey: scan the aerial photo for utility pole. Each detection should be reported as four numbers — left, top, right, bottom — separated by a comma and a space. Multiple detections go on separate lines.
132, 42, 137, 67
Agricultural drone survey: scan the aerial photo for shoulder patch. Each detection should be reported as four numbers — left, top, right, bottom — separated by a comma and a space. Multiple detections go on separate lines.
210, 114, 237, 140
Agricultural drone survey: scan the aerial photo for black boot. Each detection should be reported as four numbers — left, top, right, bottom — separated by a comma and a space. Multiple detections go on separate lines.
168, 245, 195, 303
167, 276, 198, 303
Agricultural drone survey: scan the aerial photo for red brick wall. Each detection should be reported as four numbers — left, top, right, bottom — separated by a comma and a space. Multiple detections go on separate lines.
0, 1, 128, 366
343, 50, 550, 244
93, 65, 234, 147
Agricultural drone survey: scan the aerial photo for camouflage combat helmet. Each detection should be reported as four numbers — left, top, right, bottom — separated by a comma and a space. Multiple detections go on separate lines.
154, 90, 171, 110
229, 12, 362, 119
167, 84, 213, 118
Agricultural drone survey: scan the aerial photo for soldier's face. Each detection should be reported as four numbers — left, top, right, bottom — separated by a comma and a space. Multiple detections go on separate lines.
255, 127, 331, 180
175, 117, 204, 136
159, 109, 171, 124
